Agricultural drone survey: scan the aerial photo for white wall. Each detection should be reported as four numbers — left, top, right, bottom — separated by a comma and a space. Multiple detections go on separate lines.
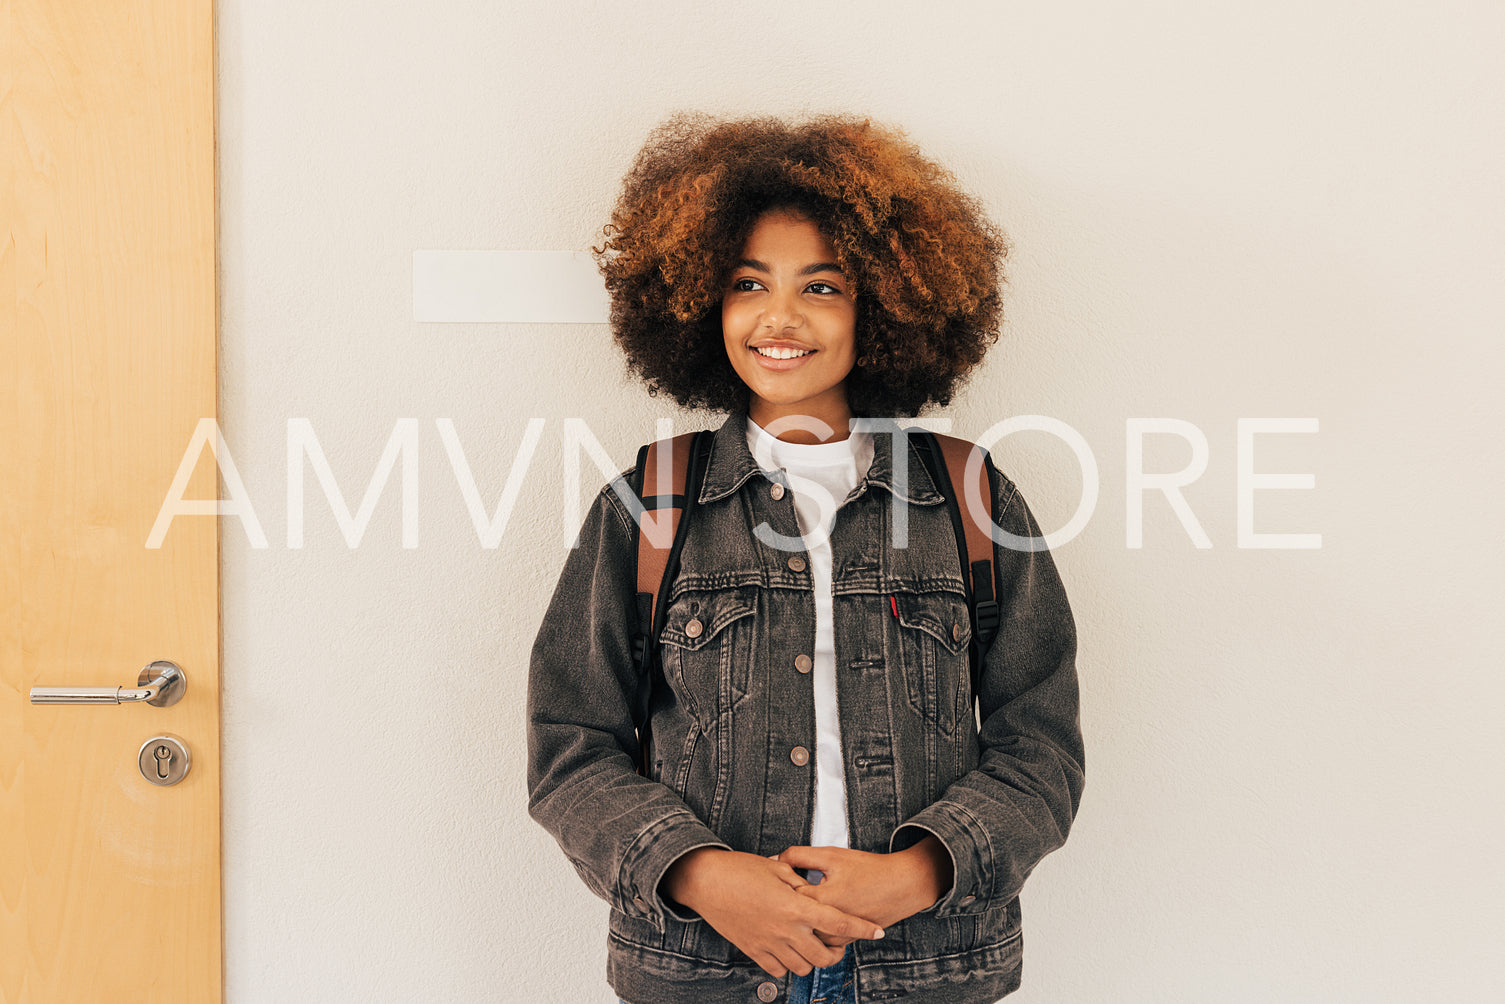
218, 1, 1505, 1000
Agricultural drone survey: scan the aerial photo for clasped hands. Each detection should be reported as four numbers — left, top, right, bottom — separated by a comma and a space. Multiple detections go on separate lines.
659, 836, 953, 979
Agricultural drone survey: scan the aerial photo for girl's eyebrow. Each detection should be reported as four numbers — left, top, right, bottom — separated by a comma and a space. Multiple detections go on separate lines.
736, 257, 845, 276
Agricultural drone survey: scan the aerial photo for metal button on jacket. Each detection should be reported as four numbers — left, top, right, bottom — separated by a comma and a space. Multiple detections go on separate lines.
960, 894, 977, 906
770, 482, 786, 501
794, 654, 812, 674
789, 746, 810, 766
684, 618, 703, 639
952, 622, 963, 643
756, 981, 779, 1002
633, 895, 647, 911
787, 555, 806, 573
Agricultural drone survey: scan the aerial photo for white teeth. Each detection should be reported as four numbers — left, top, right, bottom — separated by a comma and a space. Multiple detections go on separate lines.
755, 346, 812, 359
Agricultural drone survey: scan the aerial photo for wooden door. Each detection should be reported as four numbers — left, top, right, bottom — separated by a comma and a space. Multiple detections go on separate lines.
2, 1, 222, 1001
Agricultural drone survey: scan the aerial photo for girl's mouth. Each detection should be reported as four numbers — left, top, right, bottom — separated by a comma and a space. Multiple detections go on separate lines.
750, 344, 816, 370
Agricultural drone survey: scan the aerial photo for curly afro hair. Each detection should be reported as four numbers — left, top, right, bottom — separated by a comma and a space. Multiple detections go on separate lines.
593, 112, 1011, 417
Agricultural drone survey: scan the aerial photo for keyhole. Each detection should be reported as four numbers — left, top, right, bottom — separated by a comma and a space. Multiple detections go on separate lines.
155, 744, 172, 779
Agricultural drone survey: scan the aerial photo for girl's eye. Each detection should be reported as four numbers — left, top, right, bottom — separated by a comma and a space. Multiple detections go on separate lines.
731, 278, 764, 292
807, 281, 841, 295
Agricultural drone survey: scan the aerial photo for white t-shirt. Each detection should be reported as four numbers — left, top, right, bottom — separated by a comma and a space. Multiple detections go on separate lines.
746, 416, 875, 883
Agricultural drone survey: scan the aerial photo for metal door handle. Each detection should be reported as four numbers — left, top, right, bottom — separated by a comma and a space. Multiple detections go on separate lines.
29, 660, 187, 707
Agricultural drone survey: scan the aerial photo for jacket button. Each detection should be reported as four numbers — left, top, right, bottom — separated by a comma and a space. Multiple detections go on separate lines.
684, 618, 703, 639
756, 981, 779, 1002
633, 895, 647, 911
794, 654, 812, 674
770, 483, 786, 500
960, 894, 976, 907
951, 622, 963, 643
787, 556, 807, 573
790, 745, 810, 766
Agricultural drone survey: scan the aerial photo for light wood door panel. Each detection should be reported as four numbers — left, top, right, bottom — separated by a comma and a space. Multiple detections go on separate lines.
2, 1, 221, 1001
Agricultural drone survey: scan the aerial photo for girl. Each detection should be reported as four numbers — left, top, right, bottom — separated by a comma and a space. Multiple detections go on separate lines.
527, 113, 1084, 1004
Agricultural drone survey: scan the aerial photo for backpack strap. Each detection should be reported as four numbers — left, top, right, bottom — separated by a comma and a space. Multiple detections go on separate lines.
629, 429, 712, 776
912, 431, 1001, 704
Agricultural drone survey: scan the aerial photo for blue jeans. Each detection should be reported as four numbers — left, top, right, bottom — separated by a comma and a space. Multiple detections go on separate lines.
785, 942, 856, 1004
617, 942, 856, 1004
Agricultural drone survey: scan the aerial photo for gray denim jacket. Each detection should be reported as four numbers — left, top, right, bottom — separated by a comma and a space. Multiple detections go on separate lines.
527, 409, 1084, 1004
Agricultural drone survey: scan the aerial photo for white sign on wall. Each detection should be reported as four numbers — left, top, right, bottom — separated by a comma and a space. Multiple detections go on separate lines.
412, 250, 610, 323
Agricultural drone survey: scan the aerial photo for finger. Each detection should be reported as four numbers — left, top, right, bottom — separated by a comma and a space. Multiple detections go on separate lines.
794, 930, 847, 969
773, 944, 815, 978
775, 845, 836, 874
770, 863, 809, 889
811, 902, 884, 940
749, 950, 786, 979
814, 928, 855, 948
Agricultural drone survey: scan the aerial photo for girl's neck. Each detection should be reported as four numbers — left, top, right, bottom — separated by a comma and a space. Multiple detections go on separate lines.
748, 390, 852, 445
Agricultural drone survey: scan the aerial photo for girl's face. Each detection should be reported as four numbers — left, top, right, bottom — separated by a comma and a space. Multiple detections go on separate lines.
722, 210, 858, 442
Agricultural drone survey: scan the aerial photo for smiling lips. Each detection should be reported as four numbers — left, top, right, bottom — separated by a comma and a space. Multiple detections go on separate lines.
750, 343, 816, 370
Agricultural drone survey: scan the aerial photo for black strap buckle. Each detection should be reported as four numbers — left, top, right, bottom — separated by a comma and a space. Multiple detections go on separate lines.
975, 598, 1000, 640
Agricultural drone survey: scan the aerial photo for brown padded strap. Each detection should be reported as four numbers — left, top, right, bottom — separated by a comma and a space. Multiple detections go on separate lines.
635, 432, 697, 628
932, 433, 993, 597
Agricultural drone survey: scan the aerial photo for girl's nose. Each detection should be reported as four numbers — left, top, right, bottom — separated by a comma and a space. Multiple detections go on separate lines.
761, 288, 804, 332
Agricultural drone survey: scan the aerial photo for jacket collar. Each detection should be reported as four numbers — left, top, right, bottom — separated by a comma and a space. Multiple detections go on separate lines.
697, 409, 944, 506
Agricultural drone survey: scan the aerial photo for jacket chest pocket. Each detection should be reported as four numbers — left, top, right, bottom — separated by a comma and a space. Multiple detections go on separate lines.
657, 585, 759, 725
891, 591, 973, 736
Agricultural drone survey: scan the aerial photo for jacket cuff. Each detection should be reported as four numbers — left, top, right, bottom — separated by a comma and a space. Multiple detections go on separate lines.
620, 811, 733, 929
890, 801, 990, 918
